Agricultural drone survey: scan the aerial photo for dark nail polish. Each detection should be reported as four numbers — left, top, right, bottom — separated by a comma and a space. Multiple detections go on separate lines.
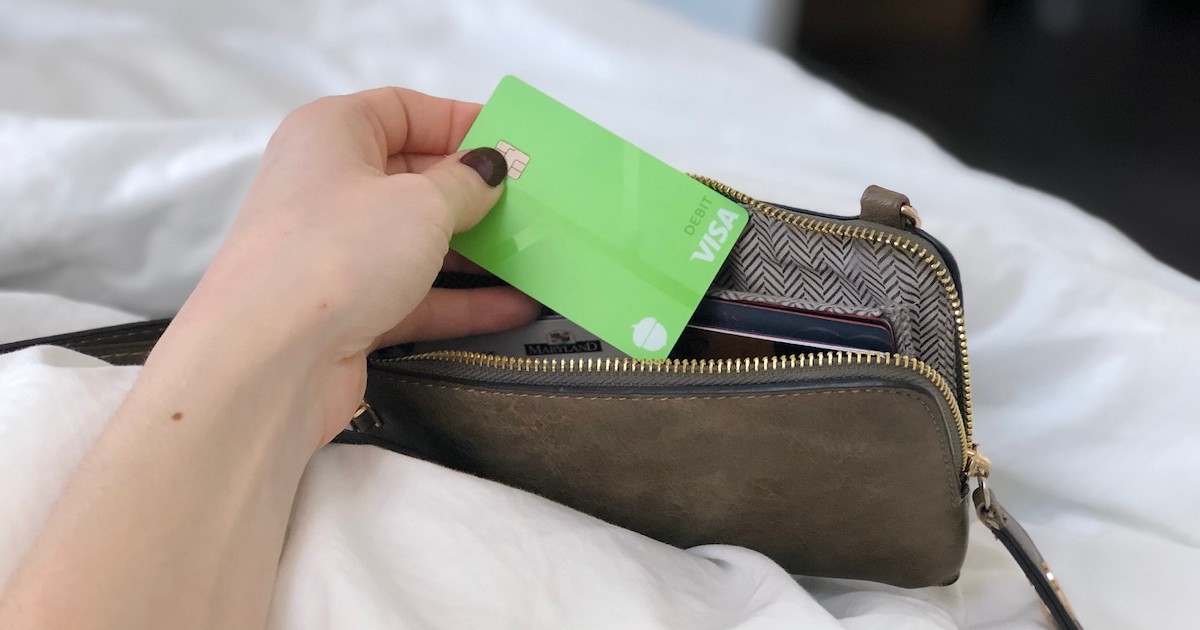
459, 147, 508, 187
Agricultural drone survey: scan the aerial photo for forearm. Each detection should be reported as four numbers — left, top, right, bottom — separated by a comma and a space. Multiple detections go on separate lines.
0, 318, 328, 629
0, 87, 521, 629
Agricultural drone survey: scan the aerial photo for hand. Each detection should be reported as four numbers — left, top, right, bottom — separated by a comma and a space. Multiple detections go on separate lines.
0, 87, 538, 630
164, 88, 539, 445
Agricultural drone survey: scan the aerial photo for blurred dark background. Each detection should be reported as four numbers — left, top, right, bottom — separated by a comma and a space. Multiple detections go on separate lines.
648, 0, 1199, 278
789, 0, 1200, 278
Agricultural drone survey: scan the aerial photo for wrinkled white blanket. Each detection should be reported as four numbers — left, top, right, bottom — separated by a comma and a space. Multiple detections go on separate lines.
2, 1, 1196, 627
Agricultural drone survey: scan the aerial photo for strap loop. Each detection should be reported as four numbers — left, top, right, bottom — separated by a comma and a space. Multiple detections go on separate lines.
973, 481, 1084, 630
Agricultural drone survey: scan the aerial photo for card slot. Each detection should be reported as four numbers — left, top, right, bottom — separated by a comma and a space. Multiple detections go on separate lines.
713, 210, 959, 388
703, 288, 921, 358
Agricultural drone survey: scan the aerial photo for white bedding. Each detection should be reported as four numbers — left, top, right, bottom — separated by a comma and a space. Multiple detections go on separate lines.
1, 1, 1196, 627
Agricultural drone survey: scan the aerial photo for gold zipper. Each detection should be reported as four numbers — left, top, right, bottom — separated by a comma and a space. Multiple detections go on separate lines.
394, 350, 969, 472
692, 176, 978, 457
391, 178, 986, 477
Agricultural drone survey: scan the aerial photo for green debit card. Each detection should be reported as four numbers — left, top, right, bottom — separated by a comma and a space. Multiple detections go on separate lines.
451, 76, 747, 359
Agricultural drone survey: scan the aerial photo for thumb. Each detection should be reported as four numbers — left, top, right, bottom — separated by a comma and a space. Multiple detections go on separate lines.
417, 147, 509, 233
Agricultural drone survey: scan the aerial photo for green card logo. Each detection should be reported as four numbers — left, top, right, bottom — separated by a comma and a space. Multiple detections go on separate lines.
632, 317, 668, 351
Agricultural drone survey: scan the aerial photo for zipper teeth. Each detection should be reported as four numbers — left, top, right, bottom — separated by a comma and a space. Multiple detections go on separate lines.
692, 175, 974, 443
387, 178, 974, 470
389, 349, 967, 470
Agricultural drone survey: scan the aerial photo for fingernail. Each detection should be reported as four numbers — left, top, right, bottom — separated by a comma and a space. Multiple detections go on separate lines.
459, 147, 507, 187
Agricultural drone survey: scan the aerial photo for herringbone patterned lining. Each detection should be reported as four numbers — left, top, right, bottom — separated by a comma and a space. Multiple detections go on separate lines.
711, 211, 958, 386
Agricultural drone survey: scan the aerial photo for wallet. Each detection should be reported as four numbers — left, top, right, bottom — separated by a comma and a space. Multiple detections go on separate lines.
0, 179, 1082, 629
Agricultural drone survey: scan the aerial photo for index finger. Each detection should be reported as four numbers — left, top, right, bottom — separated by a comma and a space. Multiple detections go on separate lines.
287, 88, 482, 170
350, 87, 482, 157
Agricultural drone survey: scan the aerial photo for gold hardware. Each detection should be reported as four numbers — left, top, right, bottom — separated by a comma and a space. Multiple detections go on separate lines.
1041, 561, 1078, 621
900, 204, 922, 229
976, 475, 994, 513
965, 446, 991, 479
350, 400, 381, 432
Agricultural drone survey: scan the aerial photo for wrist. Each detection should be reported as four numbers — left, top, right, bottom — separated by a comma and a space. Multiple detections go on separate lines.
137, 309, 341, 457
6, 307, 338, 630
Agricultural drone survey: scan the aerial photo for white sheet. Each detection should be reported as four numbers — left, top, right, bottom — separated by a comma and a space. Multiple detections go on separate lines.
2, 1, 1197, 627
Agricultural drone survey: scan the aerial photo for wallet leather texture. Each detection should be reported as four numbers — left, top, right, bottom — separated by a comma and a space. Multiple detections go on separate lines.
358, 178, 977, 587
365, 367, 968, 587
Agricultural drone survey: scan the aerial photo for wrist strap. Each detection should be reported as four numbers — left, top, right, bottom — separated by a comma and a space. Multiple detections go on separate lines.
973, 480, 1083, 630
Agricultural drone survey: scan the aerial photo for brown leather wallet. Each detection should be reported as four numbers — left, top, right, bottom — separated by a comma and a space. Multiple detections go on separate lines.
0, 180, 1082, 629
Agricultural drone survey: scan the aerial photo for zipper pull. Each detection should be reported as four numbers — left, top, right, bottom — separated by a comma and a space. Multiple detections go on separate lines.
968, 447, 1084, 630
860, 185, 921, 230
